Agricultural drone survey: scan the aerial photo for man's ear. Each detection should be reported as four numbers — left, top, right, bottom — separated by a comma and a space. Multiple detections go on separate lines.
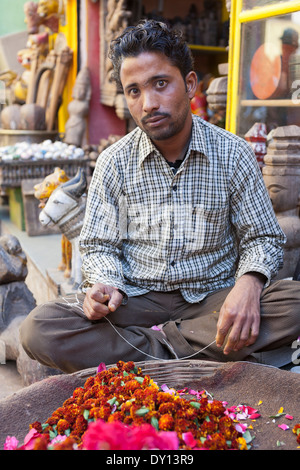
185, 71, 198, 99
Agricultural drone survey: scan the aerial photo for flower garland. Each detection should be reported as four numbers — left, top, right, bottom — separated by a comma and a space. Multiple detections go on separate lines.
4, 361, 300, 451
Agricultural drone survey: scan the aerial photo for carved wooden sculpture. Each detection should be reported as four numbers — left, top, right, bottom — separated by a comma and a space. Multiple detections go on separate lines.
65, 67, 91, 147
100, 0, 131, 119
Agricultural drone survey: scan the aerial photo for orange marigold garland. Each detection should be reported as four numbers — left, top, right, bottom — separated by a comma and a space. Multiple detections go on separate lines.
5, 360, 256, 450
293, 424, 300, 445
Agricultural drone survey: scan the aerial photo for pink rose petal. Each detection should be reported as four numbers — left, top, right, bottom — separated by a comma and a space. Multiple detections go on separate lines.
235, 422, 248, 433
285, 414, 293, 420
278, 424, 289, 431
249, 413, 261, 419
97, 362, 106, 373
182, 432, 198, 448
161, 384, 176, 395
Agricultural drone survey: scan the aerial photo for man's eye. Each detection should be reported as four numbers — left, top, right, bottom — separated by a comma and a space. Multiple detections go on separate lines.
157, 80, 167, 88
129, 88, 139, 96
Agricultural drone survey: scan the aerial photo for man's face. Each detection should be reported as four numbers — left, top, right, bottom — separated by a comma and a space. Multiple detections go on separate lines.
120, 52, 196, 143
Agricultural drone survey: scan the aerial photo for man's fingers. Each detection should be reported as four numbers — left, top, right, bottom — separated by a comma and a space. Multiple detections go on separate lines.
89, 288, 110, 304
83, 288, 110, 320
83, 285, 123, 319
222, 315, 260, 354
216, 308, 234, 348
108, 289, 123, 312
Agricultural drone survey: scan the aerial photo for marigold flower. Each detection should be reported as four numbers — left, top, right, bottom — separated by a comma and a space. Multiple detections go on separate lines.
293, 424, 300, 444
210, 400, 226, 416
92, 405, 112, 421
158, 402, 177, 415
158, 413, 175, 431
72, 387, 85, 403
57, 419, 70, 434
32, 436, 49, 450
29, 421, 43, 433
203, 432, 228, 450
124, 380, 142, 394
84, 377, 95, 389
237, 437, 248, 450
73, 415, 88, 435
51, 436, 77, 450
200, 419, 218, 436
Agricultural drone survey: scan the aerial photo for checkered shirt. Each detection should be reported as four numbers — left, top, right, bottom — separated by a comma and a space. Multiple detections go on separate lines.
79, 115, 286, 302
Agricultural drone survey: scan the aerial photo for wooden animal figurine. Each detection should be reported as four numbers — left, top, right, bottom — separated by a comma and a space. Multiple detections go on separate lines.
38, 169, 87, 290
34, 167, 72, 278
34, 167, 69, 206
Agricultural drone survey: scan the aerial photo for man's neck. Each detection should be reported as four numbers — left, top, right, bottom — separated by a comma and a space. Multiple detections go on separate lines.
152, 124, 192, 163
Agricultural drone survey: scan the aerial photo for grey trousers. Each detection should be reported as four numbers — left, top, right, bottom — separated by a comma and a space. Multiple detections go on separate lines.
20, 280, 300, 373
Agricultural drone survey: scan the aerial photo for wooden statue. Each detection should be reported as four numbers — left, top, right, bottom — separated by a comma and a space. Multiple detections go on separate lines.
24, 0, 65, 35
46, 44, 73, 130
34, 168, 72, 278
38, 169, 87, 290
65, 67, 92, 147
1, 2, 72, 130
100, 0, 131, 119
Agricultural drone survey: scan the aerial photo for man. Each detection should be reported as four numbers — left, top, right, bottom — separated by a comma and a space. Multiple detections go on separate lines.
20, 20, 300, 373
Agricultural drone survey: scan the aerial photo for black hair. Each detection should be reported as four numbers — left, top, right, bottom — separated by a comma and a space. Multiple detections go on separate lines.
109, 19, 194, 89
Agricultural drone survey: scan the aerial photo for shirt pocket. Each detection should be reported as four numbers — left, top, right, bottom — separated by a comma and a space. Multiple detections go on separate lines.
185, 205, 229, 252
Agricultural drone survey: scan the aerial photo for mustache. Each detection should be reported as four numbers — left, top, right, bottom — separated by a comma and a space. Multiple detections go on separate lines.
141, 112, 171, 125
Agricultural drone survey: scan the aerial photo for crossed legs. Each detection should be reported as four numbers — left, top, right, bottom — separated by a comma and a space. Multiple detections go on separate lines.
20, 280, 300, 373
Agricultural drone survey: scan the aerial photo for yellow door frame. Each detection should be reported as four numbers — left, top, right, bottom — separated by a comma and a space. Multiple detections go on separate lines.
226, 0, 300, 134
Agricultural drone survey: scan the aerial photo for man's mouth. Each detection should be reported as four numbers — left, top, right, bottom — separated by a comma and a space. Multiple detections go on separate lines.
142, 113, 170, 127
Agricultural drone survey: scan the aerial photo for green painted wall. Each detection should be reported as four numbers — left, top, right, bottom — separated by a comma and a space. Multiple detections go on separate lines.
0, 0, 38, 37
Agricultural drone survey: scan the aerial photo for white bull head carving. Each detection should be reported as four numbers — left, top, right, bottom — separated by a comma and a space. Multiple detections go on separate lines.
39, 169, 87, 290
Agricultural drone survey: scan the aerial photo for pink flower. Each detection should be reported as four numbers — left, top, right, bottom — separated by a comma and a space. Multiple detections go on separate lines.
97, 363, 106, 373
18, 428, 41, 450
82, 420, 179, 450
82, 420, 132, 450
182, 432, 198, 448
4, 436, 19, 450
130, 424, 179, 450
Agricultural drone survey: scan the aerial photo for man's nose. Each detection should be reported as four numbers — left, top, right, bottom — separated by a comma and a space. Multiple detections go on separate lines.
142, 91, 159, 114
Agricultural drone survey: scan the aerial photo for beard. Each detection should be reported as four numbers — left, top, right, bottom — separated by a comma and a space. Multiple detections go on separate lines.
138, 100, 191, 142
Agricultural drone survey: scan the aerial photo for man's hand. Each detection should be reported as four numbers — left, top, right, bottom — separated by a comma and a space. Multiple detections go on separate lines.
215, 273, 265, 355
83, 283, 123, 321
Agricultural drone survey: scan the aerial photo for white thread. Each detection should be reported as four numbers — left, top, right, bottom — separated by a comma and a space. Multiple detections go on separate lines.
103, 315, 217, 361
61, 294, 217, 361
61, 293, 85, 313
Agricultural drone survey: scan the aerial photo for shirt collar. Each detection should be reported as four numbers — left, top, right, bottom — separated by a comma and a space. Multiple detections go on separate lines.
137, 114, 210, 167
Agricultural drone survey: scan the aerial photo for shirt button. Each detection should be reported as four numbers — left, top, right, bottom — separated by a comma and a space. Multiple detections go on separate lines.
170, 261, 175, 267
173, 185, 177, 191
